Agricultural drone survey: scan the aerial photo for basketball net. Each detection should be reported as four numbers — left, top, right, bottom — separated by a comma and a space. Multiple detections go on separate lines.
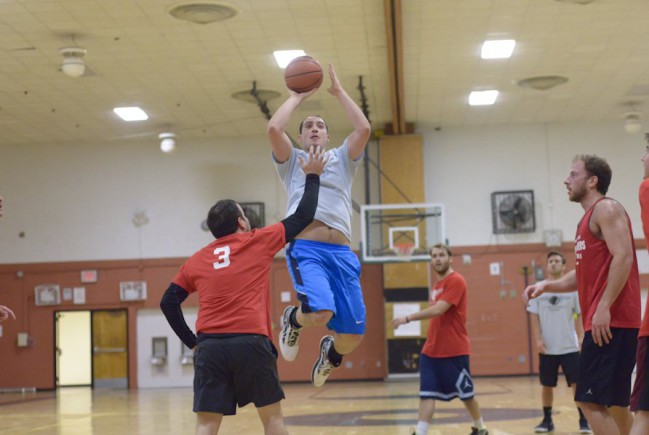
392, 243, 415, 259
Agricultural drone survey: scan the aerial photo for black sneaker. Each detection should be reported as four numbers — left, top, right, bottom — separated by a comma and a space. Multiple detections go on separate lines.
534, 419, 555, 433
311, 335, 336, 387
470, 427, 488, 435
279, 306, 300, 361
579, 419, 592, 434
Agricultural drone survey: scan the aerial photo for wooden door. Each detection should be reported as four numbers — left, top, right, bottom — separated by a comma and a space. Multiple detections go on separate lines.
92, 310, 128, 388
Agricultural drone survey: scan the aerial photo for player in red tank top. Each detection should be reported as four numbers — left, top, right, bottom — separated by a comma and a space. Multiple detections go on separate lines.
629, 142, 649, 435
524, 154, 640, 435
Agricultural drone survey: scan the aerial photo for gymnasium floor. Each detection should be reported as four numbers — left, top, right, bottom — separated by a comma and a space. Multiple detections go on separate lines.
1, 376, 588, 434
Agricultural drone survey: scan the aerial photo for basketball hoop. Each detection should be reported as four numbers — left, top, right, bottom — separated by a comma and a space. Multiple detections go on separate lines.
392, 243, 415, 259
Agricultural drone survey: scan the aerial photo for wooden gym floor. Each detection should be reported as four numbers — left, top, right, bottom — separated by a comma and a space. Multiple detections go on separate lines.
1, 376, 590, 434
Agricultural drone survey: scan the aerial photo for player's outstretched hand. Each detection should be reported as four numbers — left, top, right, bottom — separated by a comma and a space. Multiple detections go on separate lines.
0, 305, 16, 321
327, 64, 343, 96
522, 281, 546, 303
299, 145, 328, 176
391, 317, 408, 329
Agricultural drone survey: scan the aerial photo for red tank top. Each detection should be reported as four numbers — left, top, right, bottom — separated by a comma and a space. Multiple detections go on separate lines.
574, 197, 640, 332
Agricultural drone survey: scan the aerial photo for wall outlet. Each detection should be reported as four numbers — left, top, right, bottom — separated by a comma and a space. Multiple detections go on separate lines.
17, 332, 29, 347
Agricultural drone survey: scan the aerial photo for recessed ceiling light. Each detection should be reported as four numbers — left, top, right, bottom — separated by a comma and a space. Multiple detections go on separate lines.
113, 107, 148, 121
481, 40, 516, 59
273, 50, 306, 68
469, 90, 499, 106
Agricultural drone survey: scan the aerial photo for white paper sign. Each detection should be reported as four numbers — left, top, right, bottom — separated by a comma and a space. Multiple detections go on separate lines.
73, 287, 86, 304
393, 303, 422, 337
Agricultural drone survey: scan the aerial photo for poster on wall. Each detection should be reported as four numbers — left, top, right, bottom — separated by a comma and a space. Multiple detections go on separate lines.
73, 287, 86, 304
392, 303, 421, 337
34, 284, 61, 306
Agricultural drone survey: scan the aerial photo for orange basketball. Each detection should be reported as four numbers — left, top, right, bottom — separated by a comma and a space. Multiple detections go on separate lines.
284, 56, 324, 93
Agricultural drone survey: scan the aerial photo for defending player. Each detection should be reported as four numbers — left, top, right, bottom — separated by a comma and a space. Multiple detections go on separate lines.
160, 147, 327, 435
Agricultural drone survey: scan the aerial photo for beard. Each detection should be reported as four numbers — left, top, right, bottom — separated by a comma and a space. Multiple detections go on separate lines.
433, 262, 450, 275
568, 185, 587, 203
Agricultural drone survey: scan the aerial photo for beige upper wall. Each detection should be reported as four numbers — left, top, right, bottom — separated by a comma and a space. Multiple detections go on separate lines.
1, 120, 645, 263
422, 120, 646, 247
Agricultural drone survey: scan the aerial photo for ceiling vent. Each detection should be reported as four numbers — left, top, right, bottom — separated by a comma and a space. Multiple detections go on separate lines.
516, 75, 568, 91
168, 2, 238, 24
555, 0, 595, 4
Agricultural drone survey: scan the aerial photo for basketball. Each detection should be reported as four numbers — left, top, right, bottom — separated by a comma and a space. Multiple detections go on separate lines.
284, 56, 323, 93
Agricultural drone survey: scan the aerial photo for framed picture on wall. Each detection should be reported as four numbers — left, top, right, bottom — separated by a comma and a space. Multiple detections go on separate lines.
34, 284, 61, 306
119, 281, 147, 301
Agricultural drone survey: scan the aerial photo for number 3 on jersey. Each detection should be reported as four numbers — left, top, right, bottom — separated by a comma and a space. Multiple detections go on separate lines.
213, 246, 231, 269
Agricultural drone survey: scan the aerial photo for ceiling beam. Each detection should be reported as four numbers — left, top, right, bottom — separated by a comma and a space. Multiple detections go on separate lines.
384, 0, 406, 135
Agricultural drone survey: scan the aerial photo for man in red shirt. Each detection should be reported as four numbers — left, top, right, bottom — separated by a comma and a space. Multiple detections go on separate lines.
629, 143, 649, 435
392, 244, 488, 435
160, 147, 326, 435
524, 154, 640, 435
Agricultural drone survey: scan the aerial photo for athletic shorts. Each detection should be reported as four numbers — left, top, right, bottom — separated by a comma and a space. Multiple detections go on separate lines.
419, 353, 475, 402
631, 336, 649, 412
286, 239, 366, 334
193, 334, 284, 415
575, 328, 638, 407
539, 352, 580, 387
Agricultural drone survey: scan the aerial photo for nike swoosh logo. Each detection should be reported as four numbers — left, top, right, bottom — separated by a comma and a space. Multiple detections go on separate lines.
356, 320, 364, 324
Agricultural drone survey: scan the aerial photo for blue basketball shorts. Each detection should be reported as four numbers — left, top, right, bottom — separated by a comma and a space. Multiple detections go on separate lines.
419, 353, 475, 401
286, 239, 366, 334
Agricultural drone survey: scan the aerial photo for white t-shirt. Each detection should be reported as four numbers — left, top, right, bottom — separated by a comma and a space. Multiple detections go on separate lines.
273, 140, 361, 242
527, 291, 581, 355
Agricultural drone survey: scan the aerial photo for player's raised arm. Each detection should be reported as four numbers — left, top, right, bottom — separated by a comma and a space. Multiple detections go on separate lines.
327, 64, 371, 161
267, 88, 317, 163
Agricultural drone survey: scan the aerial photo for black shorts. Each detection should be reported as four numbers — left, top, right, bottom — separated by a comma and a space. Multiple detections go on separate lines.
575, 328, 638, 407
539, 352, 580, 387
193, 334, 285, 415
631, 336, 649, 412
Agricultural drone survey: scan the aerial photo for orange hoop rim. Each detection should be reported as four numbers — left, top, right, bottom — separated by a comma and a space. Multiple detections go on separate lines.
392, 243, 415, 256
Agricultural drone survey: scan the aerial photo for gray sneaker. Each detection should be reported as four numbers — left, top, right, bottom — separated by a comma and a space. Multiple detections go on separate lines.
279, 306, 300, 361
311, 335, 336, 387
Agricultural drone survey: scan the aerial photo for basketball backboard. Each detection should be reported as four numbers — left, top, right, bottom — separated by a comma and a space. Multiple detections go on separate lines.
360, 203, 446, 263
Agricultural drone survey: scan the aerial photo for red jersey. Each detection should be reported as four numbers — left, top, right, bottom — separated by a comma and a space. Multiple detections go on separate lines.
172, 222, 286, 338
574, 197, 640, 332
421, 271, 471, 358
639, 179, 649, 337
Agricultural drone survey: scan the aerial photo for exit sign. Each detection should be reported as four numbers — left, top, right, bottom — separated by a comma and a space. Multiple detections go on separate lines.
80, 270, 98, 283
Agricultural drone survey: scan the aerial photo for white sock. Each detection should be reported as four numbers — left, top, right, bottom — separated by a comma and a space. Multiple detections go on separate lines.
415, 421, 429, 435
473, 417, 485, 428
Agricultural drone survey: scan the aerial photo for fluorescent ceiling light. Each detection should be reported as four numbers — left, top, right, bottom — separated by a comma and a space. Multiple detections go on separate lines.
469, 90, 499, 106
481, 39, 516, 59
273, 50, 306, 68
113, 107, 148, 121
